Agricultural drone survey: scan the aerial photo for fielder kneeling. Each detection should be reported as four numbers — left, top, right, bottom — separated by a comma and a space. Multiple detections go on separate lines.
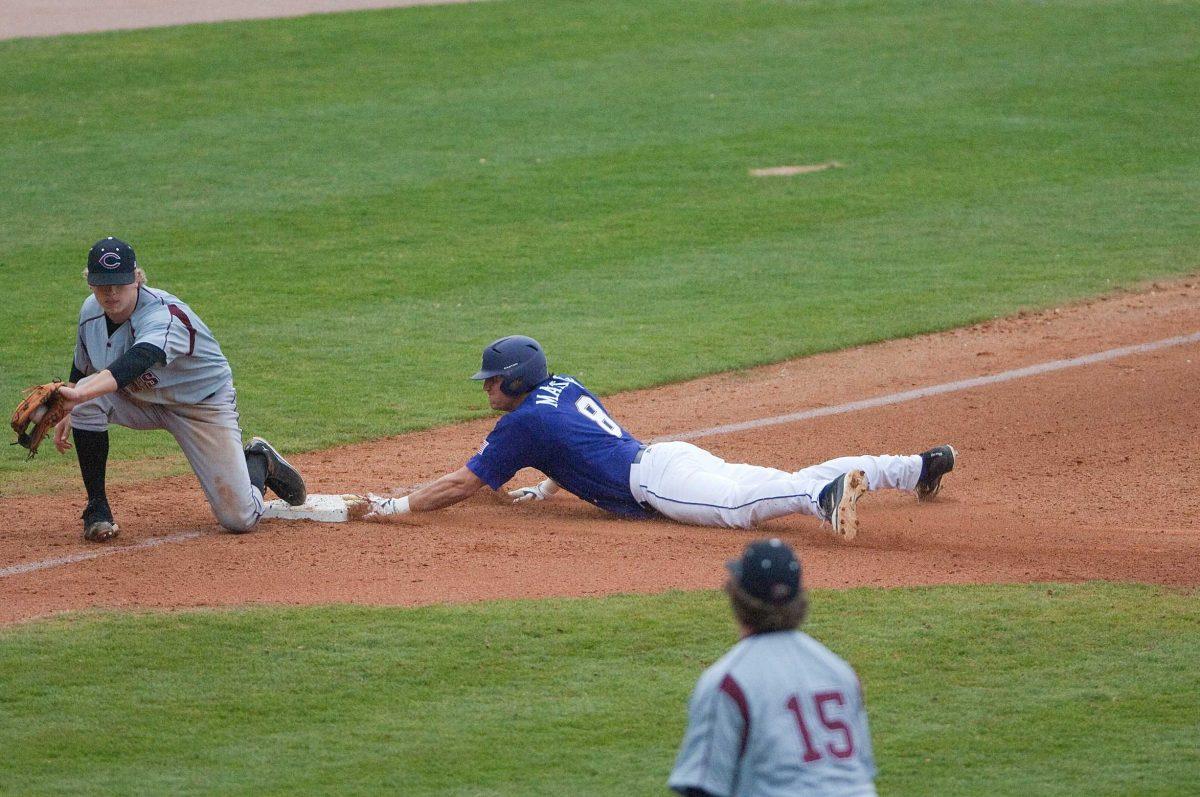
50, 237, 306, 542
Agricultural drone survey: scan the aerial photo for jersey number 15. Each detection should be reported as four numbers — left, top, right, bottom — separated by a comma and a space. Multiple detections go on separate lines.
786, 691, 855, 762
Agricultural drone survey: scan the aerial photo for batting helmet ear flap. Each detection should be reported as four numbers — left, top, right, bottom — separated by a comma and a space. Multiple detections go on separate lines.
470, 335, 549, 396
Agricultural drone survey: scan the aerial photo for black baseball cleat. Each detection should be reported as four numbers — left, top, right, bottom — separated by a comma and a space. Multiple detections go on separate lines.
244, 436, 307, 506
915, 444, 957, 502
81, 498, 119, 543
817, 470, 868, 540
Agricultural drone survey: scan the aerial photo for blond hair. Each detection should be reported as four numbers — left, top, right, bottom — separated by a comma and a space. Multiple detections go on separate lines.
725, 578, 808, 633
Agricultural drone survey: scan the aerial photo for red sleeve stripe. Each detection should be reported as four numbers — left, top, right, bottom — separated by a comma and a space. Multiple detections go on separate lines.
719, 673, 751, 759
167, 305, 196, 356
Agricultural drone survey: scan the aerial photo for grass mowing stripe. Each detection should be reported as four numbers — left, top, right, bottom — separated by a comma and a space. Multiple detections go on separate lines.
2, 0, 1198, 495
0, 583, 1195, 795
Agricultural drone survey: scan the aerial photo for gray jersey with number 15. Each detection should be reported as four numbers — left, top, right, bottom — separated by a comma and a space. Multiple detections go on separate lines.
669, 630, 877, 797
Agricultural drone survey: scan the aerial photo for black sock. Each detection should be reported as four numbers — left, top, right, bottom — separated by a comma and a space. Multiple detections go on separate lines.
246, 451, 268, 492
74, 428, 112, 522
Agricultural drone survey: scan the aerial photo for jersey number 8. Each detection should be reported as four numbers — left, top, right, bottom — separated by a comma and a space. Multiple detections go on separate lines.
575, 396, 622, 437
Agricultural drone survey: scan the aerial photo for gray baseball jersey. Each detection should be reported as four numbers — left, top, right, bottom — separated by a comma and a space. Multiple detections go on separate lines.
74, 286, 232, 404
70, 284, 264, 532
669, 630, 877, 797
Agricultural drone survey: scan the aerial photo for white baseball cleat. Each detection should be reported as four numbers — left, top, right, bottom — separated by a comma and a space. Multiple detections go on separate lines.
818, 470, 868, 540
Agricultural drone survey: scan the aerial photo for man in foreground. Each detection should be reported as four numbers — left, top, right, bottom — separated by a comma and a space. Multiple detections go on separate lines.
353, 335, 956, 538
668, 538, 877, 796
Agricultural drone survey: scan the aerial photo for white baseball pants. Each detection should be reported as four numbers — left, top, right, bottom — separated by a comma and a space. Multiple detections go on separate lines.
628, 441, 922, 529
70, 382, 265, 532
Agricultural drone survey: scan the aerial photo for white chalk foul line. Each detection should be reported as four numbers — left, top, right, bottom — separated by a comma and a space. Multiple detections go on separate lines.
0, 531, 203, 579
4, 330, 1198, 580
660, 330, 1200, 442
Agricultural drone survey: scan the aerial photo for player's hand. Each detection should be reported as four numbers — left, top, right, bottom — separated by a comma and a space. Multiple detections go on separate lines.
342, 493, 401, 520
508, 487, 542, 503
341, 494, 370, 520
53, 415, 73, 454
507, 479, 559, 503
55, 384, 83, 414
341, 492, 383, 519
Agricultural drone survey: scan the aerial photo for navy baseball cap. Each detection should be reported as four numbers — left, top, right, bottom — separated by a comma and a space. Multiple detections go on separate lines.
86, 237, 137, 286
726, 538, 802, 605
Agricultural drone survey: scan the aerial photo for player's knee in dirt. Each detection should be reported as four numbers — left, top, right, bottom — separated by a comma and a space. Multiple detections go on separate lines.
215, 509, 258, 534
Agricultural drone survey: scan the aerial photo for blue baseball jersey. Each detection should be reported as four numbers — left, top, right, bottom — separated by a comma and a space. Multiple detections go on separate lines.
466, 375, 650, 517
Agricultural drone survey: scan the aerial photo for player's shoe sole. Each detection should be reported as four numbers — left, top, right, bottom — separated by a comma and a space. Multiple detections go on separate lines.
245, 436, 307, 506
818, 470, 868, 540
915, 444, 957, 502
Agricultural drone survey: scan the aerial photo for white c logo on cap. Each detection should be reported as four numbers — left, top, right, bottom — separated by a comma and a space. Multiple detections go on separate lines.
99, 252, 122, 269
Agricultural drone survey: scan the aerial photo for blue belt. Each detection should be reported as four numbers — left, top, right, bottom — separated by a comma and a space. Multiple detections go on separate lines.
633, 445, 647, 464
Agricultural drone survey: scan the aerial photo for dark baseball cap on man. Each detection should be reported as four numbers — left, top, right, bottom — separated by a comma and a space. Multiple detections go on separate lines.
726, 538, 802, 605
86, 237, 137, 286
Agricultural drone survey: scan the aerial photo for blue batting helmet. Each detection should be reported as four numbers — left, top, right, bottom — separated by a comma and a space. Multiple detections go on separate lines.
471, 335, 549, 396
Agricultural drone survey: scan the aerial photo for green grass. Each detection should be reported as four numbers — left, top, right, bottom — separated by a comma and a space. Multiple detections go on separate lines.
2, 0, 1197, 495
0, 583, 1195, 795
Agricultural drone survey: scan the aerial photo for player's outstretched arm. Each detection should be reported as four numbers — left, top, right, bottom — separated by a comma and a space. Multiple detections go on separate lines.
56, 370, 118, 411
56, 345, 164, 414
409, 467, 485, 511
507, 478, 559, 503
352, 466, 485, 520
43, 370, 115, 456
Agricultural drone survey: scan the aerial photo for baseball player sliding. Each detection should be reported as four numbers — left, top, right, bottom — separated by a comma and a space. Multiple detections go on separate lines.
350, 335, 956, 537
14, 237, 307, 542
669, 538, 877, 796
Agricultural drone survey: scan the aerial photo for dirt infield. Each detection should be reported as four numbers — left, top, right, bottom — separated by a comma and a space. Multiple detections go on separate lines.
1, 281, 1198, 623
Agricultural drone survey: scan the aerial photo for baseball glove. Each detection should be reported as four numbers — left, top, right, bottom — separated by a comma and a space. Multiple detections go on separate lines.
10, 380, 69, 459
